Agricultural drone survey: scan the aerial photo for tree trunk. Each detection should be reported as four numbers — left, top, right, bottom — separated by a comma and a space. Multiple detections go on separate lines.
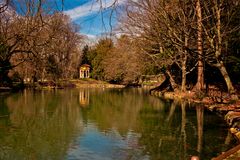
213, 0, 236, 95
195, 0, 204, 91
166, 69, 178, 92
181, 35, 188, 92
181, 53, 187, 92
0, 59, 12, 86
217, 61, 235, 94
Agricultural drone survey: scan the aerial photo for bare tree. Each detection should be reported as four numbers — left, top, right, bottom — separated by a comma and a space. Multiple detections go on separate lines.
195, 0, 204, 91
201, 0, 239, 95
120, 0, 198, 92
103, 35, 145, 84
0, 0, 82, 85
0, 0, 10, 13
10, 13, 82, 81
119, 0, 239, 96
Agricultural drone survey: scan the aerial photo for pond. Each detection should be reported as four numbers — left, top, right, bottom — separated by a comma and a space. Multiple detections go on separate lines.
0, 88, 237, 160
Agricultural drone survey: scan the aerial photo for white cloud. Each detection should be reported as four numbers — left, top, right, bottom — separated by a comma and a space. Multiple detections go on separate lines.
85, 34, 97, 39
64, 0, 126, 20
80, 33, 98, 45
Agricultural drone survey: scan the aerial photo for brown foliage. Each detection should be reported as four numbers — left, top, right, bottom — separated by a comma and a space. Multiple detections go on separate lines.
0, 1, 83, 82
103, 35, 145, 84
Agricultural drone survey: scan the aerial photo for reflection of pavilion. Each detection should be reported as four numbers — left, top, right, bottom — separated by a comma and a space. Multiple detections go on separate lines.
79, 64, 90, 79
79, 90, 90, 107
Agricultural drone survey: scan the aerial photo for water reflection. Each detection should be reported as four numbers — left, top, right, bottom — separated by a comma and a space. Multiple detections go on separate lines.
0, 89, 236, 160
0, 90, 83, 160
196, 106, 204, 153
79, 90, 90, 107
136, 99, 235, 160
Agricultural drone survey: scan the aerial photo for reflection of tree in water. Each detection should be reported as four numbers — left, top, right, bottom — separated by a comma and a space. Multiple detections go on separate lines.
78, 88, 166, 159
0, 89, 235, 160
80, 88, 165, 136
0, 95, 11, 139
0, 90, 83, 160
136, 100, 178, 160
77, 89, 234, 159
137, 100, 233, 160
196, 106, 204, 154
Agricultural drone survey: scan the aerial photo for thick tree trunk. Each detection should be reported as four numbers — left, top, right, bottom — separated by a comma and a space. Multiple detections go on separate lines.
217, 61, 235, 94
195, 0, 204, 91
0, 70, 12, 86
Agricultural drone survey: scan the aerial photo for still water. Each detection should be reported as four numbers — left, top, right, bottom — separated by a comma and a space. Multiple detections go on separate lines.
0, 88, 236, 160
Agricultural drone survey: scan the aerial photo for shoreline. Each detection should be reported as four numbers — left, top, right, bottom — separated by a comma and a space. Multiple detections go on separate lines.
0, 79, 126, 94
150, 89, 240, 131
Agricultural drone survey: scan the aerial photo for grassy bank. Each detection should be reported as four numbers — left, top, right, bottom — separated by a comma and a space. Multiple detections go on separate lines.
26, 78, 125, 90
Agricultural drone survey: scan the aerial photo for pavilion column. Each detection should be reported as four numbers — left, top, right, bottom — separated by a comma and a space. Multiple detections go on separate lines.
87, 70, 89, 78
80, 70, 84, 78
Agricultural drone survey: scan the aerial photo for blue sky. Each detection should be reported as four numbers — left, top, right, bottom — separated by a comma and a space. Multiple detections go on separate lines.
9, 0, 125, 39
62, 0, 125, 38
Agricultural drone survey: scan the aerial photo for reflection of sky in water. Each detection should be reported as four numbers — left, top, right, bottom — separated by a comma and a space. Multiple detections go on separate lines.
66, 123, 149, 160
